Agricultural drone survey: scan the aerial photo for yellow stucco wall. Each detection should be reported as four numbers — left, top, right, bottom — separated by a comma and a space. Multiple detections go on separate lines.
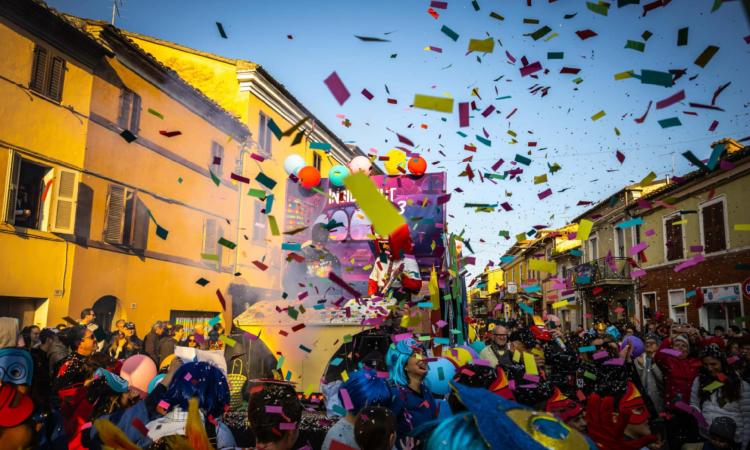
639, 175, 750, 267
0, 19, 96, 326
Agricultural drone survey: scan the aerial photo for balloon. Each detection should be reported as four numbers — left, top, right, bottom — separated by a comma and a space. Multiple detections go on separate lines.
328, 164, 350, 187
384, 149, 407, 175
284, 154, 305, 175
443, 347, 473, 367
298, 166, 321, 189
621, 335, 645, 359
407, 156, 427, 176
461, 344, 480, 360
470, 340, 487, 355
348, 155, 372, 174
424, 357, 456, 396
120, 354, 157, 399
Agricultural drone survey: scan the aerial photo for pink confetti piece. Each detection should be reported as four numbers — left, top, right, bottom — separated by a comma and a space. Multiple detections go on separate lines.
520, 61, 543, 77
604, 357, 625, 366
537, 188, 552, 200
458, 102, 470, 127
656, 89, 686, 109
340, 388, 354, 410
323, 71, 351, 106
709, 120, 718, 131
361, 88, 374, 100
629, 242, 648, 256
660, 348, 682, 357
157, 400, 170, 410
593, 350, 609, 360
481, 105, 496, 117
279, 422, 297, 430
435, 319, 447, 328
183, 373, 192, 381
674, 254, 705, 272
644, 228, 656, 236
631, 268, 646, 279
393, 332, 413, 342
265, 405, 284, 414
523, 374, 540, 383
474, 359, 492, 367
376, 371, 390, 378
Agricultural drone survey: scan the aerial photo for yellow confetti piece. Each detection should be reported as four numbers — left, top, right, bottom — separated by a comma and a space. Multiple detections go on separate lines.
413, 94, 455, 113
544, 32, 559, 42
533, 174, 548, 184
513, 350, 521, 363
703, 380, 723, 392
529, 259, 557, 274
591, 110, 606, 121
674, 302, 690, 308
614, 70, 634, 80
532, 315, 544, 326
219, 335, 237, 347
531, 348, 544, 357
640, 171, 657, 186
363, 264, 373, 270
344, 172, 406, 236
578, 219, 594, 240
268, 215, 280, 236
422, 197, 429, 207
734, 224, 750, 231
468, 37, 495, 53
523, 352, 539, 375
341, 370, 349, 382
507, 130, 517, 137
304, 384, 315, 397
552, 300, 569, 309
672, 220, 687, 226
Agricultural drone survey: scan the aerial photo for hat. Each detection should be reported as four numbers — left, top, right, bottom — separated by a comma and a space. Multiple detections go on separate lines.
709, 417, 737, 443
94, 368, 129, 393
618, 382, 650, 425
643, 333, 661, 344
545, 387, 583, 422
0, 384, 34, 427
672, 334, 690, 348
124, 322, 136, 330
450, 382, 595, 450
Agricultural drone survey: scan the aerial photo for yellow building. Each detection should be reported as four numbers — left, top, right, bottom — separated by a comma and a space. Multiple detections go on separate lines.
0, 1, 109, 326
1, 1, 253, 333
113, 29, 373, 313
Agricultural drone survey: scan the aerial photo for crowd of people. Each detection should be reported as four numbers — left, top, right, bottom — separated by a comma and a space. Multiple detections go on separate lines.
1, 305, 750, 450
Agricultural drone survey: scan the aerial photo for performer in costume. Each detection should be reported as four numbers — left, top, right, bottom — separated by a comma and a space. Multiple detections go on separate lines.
367, 224, 422, 301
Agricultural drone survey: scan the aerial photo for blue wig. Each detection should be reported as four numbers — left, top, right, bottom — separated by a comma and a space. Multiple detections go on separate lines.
339, 368, 391, 415
386, 338, 416, 387
425, 412, 487, 450
162, 362, 230, 418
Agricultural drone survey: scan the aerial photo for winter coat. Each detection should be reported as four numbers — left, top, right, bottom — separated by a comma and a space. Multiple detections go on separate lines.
143, 331, 161, 363
653, 338, 701, 407
634, 353, 665, 413
690, 378, 750, 449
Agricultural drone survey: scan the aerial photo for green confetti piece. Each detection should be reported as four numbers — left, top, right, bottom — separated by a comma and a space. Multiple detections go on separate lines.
196, 278, 209, 286
694, 45, 719, 68
586, 1, 609, 15
155, 225, 169, 240
677, 27, 689, 46
591, 110, 606, 121
471, 0, 480, 11
255, 172, 277, 190
343, 334, 353, 343
572, 77, 583, 84
639, 70, 674, 87
201, 253, 219, 261
438, 367, 445, 380
658, 117, 682, 128
476, 135, 491, 147
218, 237, 236, 249
489, 11, 504, 21
441, 25, 460, 42
641, 30, 652, 41
528, 25, 551, 41
547, 52, 564, 59
147, 108, 164, 119
523, 18, 539, 24
276, 355, 285, 370
625, 40, 646, 52
267, 118, 283, 140
299, 345, 312, 353
209, 169, 221, 187
287, 307, 298, 320
514, 154, 532, 166
584, 371, 597, 380
268, 215, 280, 236
247, 188, 266, 199
177, 177, 183, 184
310, 142, 332, 151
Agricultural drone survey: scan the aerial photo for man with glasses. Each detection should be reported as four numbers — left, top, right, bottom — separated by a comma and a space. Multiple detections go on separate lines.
479, 324, 511, 368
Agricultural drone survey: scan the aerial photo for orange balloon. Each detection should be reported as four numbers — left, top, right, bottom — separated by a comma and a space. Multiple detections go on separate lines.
408, 156, 427, 176
298, 165, 321, 189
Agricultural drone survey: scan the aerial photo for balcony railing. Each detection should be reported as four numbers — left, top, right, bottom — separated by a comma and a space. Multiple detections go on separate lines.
574, 257, 633, 286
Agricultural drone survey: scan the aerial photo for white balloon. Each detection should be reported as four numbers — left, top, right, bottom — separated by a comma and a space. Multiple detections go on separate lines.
284, 154, 306, 175
348, 156, 372, 174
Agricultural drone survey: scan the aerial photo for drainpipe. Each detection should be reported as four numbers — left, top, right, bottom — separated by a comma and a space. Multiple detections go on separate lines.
234, 141, 252, 276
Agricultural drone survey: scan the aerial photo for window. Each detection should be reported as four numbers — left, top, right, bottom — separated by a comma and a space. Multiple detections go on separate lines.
350, 209, 372, 240
632, 225, 642, 263
642, 292, 656, 320
4, 153, 78, 233
614, 225, 625, 258
329, 210, 349, 241
519, 262, 524, 282
117, 89, 141, 134
103, 185, 149, 249
252, 201, 267, 242
258, 112, 272, 157
664, 214, 684, 261
700, 197, 727, 254
29, 45, 65, 102
668, 289, 687, 323
210, 142, 224, 177
201, 218, 223, 262
588, 235, 599, 261
313, 151, 322, 171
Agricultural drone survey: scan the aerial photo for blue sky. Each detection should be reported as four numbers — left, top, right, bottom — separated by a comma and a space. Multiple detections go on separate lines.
49, 0, 750, 276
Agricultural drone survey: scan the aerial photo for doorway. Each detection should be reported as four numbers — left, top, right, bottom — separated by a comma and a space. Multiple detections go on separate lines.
92, 295, 118, 334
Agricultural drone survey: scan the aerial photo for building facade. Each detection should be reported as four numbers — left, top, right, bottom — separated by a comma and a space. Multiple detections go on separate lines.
628, 141, 749, 331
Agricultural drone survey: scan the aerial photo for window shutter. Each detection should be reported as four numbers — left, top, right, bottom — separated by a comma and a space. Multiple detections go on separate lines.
202, 218, 218, 255
211, 142, 224, 176
130, 195, 149, 250
4, 152, 21, 223
47, 57, 65, 102
258, 113, 267, 151
104, 185, 126, 244
666, 217, 684, 261
49, 168, 79, 234
29, 46, 48, 94
702, 202, 726, 253
130, 93, 141, 134
117, 90, 132, 130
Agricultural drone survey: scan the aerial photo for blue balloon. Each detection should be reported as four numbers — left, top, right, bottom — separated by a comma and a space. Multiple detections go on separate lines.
328, 164, 350, 187
470, 340, 487, 355
424, 357, 456, 396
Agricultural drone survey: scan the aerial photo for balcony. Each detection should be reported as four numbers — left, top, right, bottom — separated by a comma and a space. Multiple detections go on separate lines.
573, 257, 633, 287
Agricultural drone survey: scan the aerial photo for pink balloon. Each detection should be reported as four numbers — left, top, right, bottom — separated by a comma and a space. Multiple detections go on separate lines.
348, 156, 372, 174
120, 354, 157, 399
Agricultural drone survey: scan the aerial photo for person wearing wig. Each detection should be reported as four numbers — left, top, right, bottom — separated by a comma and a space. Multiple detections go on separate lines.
416, 381, 596, 450
690, 343, 750, 449
367, 224, 422, 299
386, 338, 437, 441
247, 381, 303, 450
145, 362, 235, 449
322, 368, 393, 450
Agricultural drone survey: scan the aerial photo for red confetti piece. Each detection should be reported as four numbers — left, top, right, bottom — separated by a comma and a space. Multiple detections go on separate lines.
458, 102, 470, 127
252, 260, 269, 271
159, 130, 182, 137
634, 101, 652, 124
616, 150, 625, 163
230, 173, 250, 183
709, 120, 719, 131
655, 89, 686, 109
361, 89, 374, 100
216, 289, 226, 310
575, 29, 598, 40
